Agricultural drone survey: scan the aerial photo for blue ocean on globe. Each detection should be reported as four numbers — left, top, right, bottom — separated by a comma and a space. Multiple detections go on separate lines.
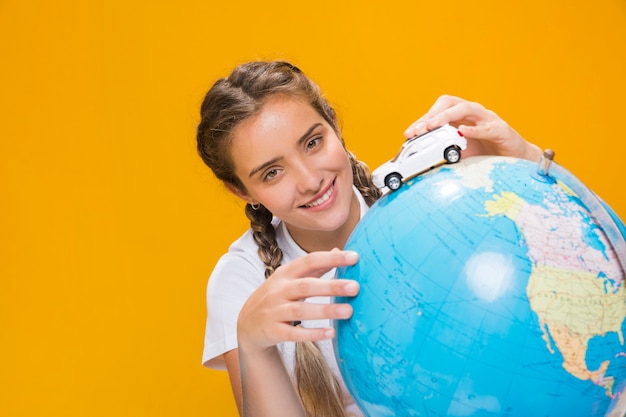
334, 155, 626, 417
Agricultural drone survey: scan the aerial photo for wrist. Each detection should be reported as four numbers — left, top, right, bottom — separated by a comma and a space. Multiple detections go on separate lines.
238, 341, 278, 359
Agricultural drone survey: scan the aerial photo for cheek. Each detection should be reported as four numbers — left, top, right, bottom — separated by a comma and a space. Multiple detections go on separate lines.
327, 141, 351, 170
336, 151, 353, 177
258, 182, 294, 211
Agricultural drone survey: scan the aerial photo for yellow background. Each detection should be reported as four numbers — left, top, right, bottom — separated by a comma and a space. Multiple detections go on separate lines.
1, 1, 625, 416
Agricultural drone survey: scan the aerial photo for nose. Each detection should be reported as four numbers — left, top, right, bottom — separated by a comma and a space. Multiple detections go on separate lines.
294, 160, 322, 194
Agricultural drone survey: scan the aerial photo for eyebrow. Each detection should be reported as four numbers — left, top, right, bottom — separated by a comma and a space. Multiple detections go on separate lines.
248, 123, 323, 178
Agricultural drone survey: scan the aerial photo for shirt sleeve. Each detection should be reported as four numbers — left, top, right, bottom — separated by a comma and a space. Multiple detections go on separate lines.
201, 235, 265, 369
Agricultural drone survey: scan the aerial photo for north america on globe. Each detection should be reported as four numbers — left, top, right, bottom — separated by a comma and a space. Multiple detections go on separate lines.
482, 168, 625, 397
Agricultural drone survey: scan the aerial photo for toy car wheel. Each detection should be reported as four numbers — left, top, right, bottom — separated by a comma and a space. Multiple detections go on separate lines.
444, 146, 461, 164
385, 173, 403, 191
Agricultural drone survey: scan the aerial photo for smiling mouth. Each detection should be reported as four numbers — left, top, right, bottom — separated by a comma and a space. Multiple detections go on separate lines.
303, 181, 335, 208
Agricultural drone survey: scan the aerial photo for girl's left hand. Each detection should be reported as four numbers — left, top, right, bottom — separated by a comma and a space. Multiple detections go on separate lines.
403, 95, 542, 162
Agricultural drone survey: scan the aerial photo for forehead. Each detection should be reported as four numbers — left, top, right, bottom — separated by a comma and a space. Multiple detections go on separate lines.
236, 95, 317, 140
229, 96, 324, 171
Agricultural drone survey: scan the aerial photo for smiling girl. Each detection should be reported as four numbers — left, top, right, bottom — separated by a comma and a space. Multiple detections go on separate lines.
196, 61, 542, 417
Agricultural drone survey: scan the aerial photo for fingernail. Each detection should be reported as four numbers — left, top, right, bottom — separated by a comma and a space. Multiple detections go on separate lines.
337, 304, 352, 316
344, 281, 359, 294
344, 251, 358, 262
406, 122, 424, 137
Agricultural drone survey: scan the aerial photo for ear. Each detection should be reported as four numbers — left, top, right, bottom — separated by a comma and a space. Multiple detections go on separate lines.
225, 182, 254, 205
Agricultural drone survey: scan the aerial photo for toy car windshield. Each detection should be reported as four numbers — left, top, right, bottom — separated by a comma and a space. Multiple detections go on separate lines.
372, 124, 467, 191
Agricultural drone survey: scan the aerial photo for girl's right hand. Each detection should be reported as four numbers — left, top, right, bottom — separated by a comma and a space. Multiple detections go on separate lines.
236, 249, 360, 353
403, 95, 543, 162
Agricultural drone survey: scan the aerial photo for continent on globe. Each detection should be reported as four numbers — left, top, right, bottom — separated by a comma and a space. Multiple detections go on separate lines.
485, 186, 625, 396
335, 155, 626, 417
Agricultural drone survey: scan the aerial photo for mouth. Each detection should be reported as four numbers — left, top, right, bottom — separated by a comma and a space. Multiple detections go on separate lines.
302, 180, 335, 208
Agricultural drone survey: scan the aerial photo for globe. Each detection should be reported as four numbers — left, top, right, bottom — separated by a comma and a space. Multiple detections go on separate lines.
334, 155, 626, 417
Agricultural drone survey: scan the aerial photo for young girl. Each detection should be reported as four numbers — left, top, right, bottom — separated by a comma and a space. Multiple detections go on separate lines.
197, 61, 542, 417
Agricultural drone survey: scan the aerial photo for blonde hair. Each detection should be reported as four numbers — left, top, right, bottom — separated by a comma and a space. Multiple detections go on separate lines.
197, 61, 381, 416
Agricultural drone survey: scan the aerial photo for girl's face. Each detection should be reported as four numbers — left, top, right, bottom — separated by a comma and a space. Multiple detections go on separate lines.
228, 95, 359, 251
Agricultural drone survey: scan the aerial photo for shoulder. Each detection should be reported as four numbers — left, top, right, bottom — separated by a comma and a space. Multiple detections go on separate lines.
207, 229, 264, 294
207, 218, 299, 294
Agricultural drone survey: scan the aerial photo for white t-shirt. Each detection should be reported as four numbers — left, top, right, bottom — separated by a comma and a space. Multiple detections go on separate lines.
202, 188, 369, 417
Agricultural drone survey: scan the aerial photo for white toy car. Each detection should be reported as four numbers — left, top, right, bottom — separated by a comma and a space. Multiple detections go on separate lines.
372, 124, 468, 191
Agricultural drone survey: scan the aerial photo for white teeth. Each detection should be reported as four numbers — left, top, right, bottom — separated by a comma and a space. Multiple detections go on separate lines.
305, 183, 334, 208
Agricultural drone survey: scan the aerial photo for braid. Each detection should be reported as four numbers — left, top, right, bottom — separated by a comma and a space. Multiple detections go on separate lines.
295, 341, 347, 417
245, 203, 283, 278
348, 151, 382, 206
243, 152, 380, 417
246, 202, 347, 417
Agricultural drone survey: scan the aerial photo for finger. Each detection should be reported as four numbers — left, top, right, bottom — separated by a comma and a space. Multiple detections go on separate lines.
423, 101, 486, 131
458, 122, 501, 141
403, 120, 427, 139
422, 94, 465, 120
279, 250, 359, 279
285, 277, 360, 300
403, 95, 465, 138
458, 122, 535, 159
281, 324, 337, 342
282, 299, 354, 323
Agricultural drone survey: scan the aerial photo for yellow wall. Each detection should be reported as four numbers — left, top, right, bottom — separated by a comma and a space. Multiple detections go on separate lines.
1, 1, 624, 416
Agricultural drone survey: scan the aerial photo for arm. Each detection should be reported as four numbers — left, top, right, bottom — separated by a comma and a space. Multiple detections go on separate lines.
239, 346, 304, 417
233, 250, 360, 417
224, 346, 304, 416
224, 346, 304, 417
403, 95, 543, 162
224, 349, 243, 416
